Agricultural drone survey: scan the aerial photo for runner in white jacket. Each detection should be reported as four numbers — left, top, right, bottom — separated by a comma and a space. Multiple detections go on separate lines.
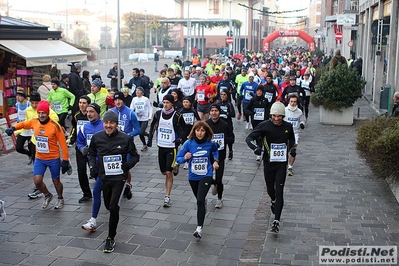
284, 94, 305, 176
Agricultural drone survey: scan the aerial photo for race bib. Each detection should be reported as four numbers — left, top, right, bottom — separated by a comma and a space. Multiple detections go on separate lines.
159, 128, 173, 145
53, 102, 62, 112
117, 120, 125, 132
36, 136, 49, 153
77, 120, 89, 134
245, 91, 253, 101
191, 157, 208, 175
254, 108, 265, 121
182, 113, 195, 125
86, 134, 93, 146
103, 155, 123, 175
212, 133, 224, 150
197, 91, 205, 101
135, 102, 145, 112
182, 86, 191, 96
265, 92, 273, 102
287, 117, 299, 128
170, 84, 178, 90
269, 143, 287, 162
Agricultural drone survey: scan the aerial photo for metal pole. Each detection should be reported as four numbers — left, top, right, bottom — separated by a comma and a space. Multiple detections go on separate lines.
117, 0, 121, 91
245, 8, 247, 51
145, 10, 148, 54
65, 0, 68, 42
187, 0, 191, 58
228, 0, 232, 54
105, 0, 108, 66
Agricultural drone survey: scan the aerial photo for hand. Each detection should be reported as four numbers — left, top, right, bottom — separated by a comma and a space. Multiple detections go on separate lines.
61, 160, 70, 174
184, 152, 192, 161
79, 146, 89, 156
122, 162, 130, 172
5, 126, 15, 136
69, 137, 76, 145
300, 123, 305, 129
90, 167, 98, 179
254, 146, 262, 156
213, 161, 219, 170
290, 148, 297, 157
153, 101, 159, 107
174, 138, 182, 146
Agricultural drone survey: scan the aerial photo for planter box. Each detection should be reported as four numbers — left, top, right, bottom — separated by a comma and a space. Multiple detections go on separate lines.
319, 106, 354, 125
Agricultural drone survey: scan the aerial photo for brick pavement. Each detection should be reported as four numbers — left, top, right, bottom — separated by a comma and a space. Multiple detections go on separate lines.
0, 65, 398, 265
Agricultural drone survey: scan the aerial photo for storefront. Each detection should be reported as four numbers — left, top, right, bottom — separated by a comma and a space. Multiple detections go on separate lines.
0, 16, 87, 117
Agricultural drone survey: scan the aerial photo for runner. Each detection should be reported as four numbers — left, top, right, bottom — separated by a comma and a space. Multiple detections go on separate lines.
245, 102, 295, 233
147, 94, 187, 207
176, 121, 219, 239
206, 104, 234, 208
177, 70, 196, 103
284, 94, 305, 176
217, 88, 235, 160
88, 79, 109, 118
241, 72, 258, 130
14, 88, 33, 164
79, 103, 105, 233
195, 75, 214, 120
6, 101, 71, 210
234, 67, 249, 120
88, 110, 140, 253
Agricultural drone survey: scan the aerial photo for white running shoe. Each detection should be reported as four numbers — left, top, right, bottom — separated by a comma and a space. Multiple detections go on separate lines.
82, 217, 97, 232
193, 226, 202, 239
245, 123, 249, 130
215, 199, 223, 209
54, 199, 64, 209
183, 162, 188, 170
256, 155, 261, 161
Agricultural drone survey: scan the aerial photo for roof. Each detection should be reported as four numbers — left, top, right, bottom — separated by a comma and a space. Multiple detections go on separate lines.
0, 16, 48, 29
0, 16, 61, 40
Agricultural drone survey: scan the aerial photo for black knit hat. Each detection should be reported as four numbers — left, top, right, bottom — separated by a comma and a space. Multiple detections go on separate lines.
113, 91, 125, 102
87, 103, 101, 114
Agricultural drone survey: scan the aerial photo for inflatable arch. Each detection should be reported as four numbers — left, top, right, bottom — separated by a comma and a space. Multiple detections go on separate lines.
262, 30, 316, 52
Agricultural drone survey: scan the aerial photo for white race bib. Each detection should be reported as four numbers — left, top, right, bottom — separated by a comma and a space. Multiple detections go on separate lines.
117, 120, 125, 132
197, 91, 205, 101
265, 92, 273, 102
182, 86, 191, 96
182, 113, 195, 125
158, 128, 173, 145
270, 143, 287, 162
36, 136, 49, 153
53, 102, 62, 112
135, 102, 145, 112
103, 155, 123, 175
287, 117, 299, 128
77, 120, 89, 134
86, 134, 93, 147
245, 91, 253, 101
254, 108, 265, 121
212, 133, 225, 150
191, 157, 208, 175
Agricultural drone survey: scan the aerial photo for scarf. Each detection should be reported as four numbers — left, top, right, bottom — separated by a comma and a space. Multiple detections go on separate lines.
162, 107, 175, 115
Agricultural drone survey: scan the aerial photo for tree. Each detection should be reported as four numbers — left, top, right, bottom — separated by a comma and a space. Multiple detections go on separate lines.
73, 29, 90, 47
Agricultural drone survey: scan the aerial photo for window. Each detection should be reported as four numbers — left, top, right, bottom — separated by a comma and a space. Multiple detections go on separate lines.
351, 0, 359, 11
213, 0, 219, 14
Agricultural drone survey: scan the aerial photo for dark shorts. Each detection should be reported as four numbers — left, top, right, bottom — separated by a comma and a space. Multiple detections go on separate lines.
158, 147, 176, 173
197, 103, 210, 114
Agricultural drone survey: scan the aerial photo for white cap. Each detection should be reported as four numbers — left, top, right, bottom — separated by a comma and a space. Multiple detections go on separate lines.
196, 67, 202, 71
261, 64, 267, 68
248, 72, 255, 77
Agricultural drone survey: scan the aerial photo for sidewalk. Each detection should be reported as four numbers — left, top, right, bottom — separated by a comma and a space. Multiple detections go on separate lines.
1, 86, 398, 265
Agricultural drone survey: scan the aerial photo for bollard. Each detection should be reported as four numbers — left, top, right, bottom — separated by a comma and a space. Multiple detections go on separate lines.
357, 107, 360, 118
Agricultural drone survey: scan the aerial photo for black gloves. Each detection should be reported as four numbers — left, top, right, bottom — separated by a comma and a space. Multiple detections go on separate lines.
290, 148, 297, 157
153, 101, 159, 107
61, 160, 70, 174
90, 167, 98, 179
79, 146, 89, 156
5, 126, 15, 136
69, 137, 76, 145
174, 138, 182, 146
254, 146, 262, 155
300, 123, 305, 129
122, 162, 130, 172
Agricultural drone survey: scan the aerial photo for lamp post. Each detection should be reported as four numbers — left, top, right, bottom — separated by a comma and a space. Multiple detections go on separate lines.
227, 0, 233, 55
117, 0, 121, 91
105, 0, 108, 66
65, 0, 68, 42
187, 0, 191, 58
145, 9, 148, 54
244, 7, 248, 52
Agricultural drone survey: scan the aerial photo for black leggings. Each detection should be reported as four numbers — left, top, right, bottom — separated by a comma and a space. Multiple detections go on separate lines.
16, 135, 33, 157
139, 120, 148, 145
102, 179, 125, 239
57, 112, 68, 129
214, 159, 225, 199
263, 162, 287, 221
236, 94, 243, 115
304, 96, 310, 118
189, 176, 212, 227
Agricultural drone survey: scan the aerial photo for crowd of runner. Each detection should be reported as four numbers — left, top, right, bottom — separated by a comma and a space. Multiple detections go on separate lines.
2, 46, 329, 252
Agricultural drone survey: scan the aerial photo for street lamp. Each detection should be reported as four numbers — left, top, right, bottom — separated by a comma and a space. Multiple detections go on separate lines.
227, 0, 233, 55
187, 0, 191, 58
145, 9, 148, 54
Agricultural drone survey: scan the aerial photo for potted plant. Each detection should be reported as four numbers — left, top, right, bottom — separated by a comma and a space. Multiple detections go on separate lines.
311, 63, 366, 125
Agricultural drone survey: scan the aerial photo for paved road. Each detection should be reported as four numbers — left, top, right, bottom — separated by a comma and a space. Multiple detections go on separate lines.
0, 62, 398, 265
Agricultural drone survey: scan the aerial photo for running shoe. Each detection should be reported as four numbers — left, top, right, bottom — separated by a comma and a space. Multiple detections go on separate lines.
163, 196, 171, 207
270, 220, 280, 233
82, 217, 97, 232
237, 114, 241, 120
54, 199, 64, 209
78, 196, 92, 203
249, 123, 253, 130
243, 115, 247, 121
123, 183, 132, 200
228, 151, 233, 160
183, 162, 188, 170
256, 155, 261, 161
245, 123, 249, 130
103, 237, 115, 253
42, 193, 54, 209
27, 155, 33, 165
0, 200, 6, 221
173, 164, 180, 175
67, 165, 73, 175
193, 226, 202, 239
141, 145, 148, 152
271, 200, 275, 214
28, 188, 44, 199
287, 168, 293, 176
215, 199, 223, 209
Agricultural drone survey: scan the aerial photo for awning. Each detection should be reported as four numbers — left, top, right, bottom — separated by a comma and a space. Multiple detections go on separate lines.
0, 40, 87, 67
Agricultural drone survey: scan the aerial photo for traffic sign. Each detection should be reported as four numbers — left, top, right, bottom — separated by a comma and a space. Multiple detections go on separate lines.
348, 40, 354, 47
335, 32, 343, 41
226, 37, 233, 45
